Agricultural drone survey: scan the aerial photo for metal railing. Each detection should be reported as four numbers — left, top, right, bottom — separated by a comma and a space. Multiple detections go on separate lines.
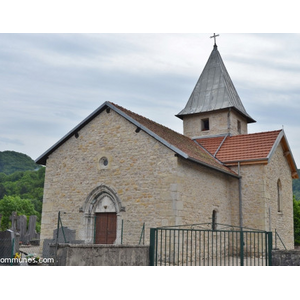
120, 220, 146, 245
149, 223, 273, 266
274, 229, 287, 250
139, 223, 145, 245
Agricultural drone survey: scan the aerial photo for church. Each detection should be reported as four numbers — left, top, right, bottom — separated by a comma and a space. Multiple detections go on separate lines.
36, 37, 298, 253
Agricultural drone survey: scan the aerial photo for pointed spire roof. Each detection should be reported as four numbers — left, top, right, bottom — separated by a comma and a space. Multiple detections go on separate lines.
177, 45, 256, 123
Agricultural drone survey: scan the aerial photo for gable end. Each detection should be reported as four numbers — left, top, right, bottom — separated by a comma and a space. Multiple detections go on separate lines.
267, 131, 298, 179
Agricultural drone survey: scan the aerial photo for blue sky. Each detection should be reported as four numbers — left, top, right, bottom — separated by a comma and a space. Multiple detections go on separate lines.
1, 33, 300, 167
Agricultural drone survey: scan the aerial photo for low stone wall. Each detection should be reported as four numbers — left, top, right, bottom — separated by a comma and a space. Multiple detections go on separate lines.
272, 250, 300, 266
49, 244, 149, 266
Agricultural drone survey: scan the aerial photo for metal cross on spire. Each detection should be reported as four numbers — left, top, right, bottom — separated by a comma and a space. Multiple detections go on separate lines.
210, 33, 219, 46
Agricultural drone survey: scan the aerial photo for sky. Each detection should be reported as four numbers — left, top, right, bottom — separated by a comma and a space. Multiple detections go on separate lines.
1, 0, 299, 293
0, 1, 300, 170
1, 32, 300, 167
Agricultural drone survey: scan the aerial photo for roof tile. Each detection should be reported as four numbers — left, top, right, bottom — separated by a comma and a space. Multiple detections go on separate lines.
112, 103, 237, 176
195, 130, 282, 163
195, 136, 225, 156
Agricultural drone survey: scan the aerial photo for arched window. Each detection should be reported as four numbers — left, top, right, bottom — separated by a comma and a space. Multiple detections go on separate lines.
277, 179, 282, 213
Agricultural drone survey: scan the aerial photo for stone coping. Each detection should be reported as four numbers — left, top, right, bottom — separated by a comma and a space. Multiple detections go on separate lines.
50, 243, 149, 249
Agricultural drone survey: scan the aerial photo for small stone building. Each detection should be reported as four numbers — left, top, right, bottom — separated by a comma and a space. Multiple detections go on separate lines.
36, 42, 298, 252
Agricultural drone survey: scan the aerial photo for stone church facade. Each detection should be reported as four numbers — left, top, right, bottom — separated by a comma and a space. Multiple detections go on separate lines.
36, 42, 298, 252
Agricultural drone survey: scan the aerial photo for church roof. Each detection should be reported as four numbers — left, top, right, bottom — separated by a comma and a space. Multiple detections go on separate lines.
109, 103, 239, 178
176, 45, 256, 123
195, 130, 298, 178
35, 101, 298, 179
35, 101, 239, 178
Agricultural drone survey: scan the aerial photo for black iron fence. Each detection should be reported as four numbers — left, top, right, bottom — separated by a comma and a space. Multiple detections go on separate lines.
149, 223, 273, 266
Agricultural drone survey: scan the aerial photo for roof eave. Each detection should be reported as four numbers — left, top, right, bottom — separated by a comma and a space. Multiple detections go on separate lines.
35, 101, 191, 165
36, 101, 238, 179
267, 130, 299, 179
110, 104, 238, 178
176, 107, 256, 124
35, 102, 111, 165
223, 158, 269, 166
111, 104, 189, 160
187, 156, 239, 178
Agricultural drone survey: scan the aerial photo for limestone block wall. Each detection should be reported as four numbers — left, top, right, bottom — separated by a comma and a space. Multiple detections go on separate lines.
182, 109, 247, 138
272, 250, 300, 266
40, 106, 243, 252
229, 110, 248, 136
175, 158, 240, 227
230, 143, 294, 249
40, 109, 180, 247
50, 244, 150, 266
265, 143, 294, 249
232, 164, 266, 231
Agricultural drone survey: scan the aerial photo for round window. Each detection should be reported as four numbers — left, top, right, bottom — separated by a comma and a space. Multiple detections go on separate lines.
99, 157, 108, 168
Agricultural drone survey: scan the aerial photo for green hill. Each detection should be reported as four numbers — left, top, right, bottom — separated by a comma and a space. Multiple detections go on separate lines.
0, 151, 45, 231
0, 150, 40, 175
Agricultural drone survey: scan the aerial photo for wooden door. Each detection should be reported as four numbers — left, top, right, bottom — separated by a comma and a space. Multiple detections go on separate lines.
95, 213, 117, 244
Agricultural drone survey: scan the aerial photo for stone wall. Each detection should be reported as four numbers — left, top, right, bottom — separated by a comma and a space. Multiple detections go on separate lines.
48, 245, 300, 266
40, 107, 241, 253
230, 142, 294, 249
272, 250, 300, 266
40, 108, 179, 248
232, 163, 266, 230
49, 244, 149, 266
182, 109, 248, 138
175, 157, 239, 227
265, 142, 294, 249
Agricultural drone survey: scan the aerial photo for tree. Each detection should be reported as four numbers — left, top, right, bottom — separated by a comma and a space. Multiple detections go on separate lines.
0, 195, 39, 231
293, 196, 300, 245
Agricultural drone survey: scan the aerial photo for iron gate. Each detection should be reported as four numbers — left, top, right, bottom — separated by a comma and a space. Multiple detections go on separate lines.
149, 223, 273, 266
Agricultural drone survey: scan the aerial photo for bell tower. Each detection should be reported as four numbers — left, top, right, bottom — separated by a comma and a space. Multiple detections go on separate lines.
176, 34, 255, 138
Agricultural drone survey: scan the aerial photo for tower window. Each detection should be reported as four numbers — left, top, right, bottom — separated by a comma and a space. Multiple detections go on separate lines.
201, 118, 210, 131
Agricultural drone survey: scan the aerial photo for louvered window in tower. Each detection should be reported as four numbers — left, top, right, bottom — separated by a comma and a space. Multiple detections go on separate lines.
201, 118, 210, 131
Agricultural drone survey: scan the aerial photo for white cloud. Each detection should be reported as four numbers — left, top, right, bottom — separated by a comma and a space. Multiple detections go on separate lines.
0, 33, 300, 166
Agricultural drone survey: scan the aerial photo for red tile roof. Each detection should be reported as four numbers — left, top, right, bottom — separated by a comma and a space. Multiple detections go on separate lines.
195, 136, 225, 156
195, 130, 282, 164
36, 101, 297, 179
112, 103, 238, 177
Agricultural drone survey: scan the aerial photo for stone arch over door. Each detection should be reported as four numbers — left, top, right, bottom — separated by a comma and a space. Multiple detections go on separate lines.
82, 185, 123, 244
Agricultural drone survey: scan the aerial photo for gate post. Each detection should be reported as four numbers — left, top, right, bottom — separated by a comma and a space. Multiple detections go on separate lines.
149, 228, 156, 266
240, 230, 244, 266
267, 231, 273, 266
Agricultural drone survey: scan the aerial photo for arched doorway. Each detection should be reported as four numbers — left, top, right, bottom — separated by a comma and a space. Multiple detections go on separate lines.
82, 185, 122, 244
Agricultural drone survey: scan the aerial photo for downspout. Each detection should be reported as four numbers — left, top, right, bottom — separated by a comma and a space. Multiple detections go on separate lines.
238, 162, 243, 229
